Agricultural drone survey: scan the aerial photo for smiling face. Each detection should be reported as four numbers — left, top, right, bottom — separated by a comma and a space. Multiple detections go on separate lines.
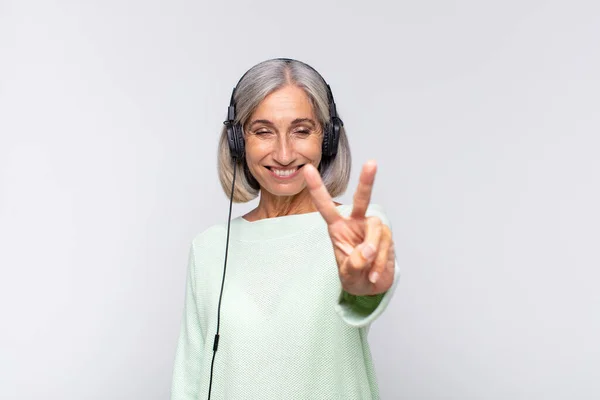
243, 84, 323, 197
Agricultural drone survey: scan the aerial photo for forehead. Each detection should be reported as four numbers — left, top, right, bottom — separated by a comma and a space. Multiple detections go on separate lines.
250, 85, 316, 119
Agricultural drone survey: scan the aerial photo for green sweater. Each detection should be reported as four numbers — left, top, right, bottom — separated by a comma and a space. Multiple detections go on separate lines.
171, 204, 400, 399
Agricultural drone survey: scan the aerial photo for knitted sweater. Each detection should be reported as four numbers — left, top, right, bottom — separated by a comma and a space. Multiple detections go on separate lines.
170, 204, 400, 399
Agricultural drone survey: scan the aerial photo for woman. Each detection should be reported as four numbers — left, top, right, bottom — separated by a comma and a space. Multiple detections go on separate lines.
171, 58, 400, 400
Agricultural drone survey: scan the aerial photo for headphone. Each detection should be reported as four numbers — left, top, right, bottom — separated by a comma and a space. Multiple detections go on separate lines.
223, 58, 344, 161
207, 58, 343, 400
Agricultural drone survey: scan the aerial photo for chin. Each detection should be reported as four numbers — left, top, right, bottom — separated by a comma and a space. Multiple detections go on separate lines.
260, 183, 306, 197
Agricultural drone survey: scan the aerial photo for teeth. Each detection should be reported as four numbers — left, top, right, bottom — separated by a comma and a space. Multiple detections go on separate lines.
272, 168, 297, 177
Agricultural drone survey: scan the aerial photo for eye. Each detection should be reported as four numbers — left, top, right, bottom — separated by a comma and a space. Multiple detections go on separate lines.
254, 129, 272, 135
294, 128, 311, 135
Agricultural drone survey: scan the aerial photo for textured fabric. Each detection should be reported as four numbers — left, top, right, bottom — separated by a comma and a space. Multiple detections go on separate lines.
171, 204, 400, 400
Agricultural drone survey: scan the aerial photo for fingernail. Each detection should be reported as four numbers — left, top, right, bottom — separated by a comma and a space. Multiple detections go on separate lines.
361, 244, 376, 261
369, 271, 379, 284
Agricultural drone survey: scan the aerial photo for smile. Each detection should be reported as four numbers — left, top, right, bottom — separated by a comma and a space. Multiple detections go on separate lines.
266, 165, 305, 179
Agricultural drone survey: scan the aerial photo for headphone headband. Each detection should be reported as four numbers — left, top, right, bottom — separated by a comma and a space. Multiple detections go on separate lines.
228, 58, 336, 107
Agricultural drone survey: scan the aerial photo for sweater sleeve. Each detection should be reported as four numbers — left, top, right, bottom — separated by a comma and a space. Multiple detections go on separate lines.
171, 244, 204, 400
334, 204, 401, 328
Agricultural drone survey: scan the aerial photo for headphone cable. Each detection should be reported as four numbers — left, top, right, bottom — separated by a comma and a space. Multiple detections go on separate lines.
207, 159, 237, 400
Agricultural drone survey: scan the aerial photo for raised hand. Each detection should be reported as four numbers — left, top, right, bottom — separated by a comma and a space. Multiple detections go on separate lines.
303, 161, 395, 296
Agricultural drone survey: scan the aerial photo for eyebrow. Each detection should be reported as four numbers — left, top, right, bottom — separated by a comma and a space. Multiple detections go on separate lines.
247, 118, 317, 129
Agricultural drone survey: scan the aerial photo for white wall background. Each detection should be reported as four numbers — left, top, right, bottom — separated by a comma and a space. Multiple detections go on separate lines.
1, 0, 599, 398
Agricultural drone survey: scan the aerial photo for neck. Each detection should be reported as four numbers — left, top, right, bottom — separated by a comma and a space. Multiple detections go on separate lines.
246, 189, 317, 221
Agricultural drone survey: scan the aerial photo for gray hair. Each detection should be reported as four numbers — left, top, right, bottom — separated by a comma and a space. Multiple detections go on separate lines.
217, 58, 351, 203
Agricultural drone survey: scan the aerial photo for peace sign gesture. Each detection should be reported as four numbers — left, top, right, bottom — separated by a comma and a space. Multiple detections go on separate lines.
303, 161, 395, 296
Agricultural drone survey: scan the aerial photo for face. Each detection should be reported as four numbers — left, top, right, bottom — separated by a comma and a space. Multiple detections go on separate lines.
244, 85, 323, 197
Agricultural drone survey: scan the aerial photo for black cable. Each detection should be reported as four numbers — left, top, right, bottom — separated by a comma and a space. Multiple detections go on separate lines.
207, 160, 237, 400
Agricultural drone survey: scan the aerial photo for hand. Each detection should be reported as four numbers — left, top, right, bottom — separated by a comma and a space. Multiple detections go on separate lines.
303, 160, 395, 296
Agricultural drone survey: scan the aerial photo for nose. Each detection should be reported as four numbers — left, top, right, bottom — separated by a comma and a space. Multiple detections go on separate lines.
273, 134, 294, 166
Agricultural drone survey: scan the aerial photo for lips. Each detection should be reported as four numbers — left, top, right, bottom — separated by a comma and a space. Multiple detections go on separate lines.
266, 164, 305, 179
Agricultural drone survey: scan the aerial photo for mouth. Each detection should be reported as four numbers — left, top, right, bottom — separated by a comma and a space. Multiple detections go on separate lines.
265, 164, 305, 179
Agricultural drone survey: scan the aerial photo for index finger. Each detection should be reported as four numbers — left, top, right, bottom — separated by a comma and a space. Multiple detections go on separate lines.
351, 160, 377, 219
303, 164, 342, 225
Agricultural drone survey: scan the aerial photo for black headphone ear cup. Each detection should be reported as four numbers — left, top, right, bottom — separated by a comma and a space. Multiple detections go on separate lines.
233, 123, 245, 158
226, 123, 236, 157
322, 119, 340, 157
331, 118, 341, 155
227, 122, 245, 159
322, 123, 331, 157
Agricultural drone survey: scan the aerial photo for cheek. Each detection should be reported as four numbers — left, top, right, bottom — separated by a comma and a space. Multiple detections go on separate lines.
244, 139, 270, 161
244, 136, 323, 161
296, 137, 323, 158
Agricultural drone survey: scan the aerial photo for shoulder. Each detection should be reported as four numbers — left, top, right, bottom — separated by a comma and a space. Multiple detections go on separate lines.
366, 203, 392, 227
189, 223, 227, 252
338, 203, 392, 228
185, 223, 230, 275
